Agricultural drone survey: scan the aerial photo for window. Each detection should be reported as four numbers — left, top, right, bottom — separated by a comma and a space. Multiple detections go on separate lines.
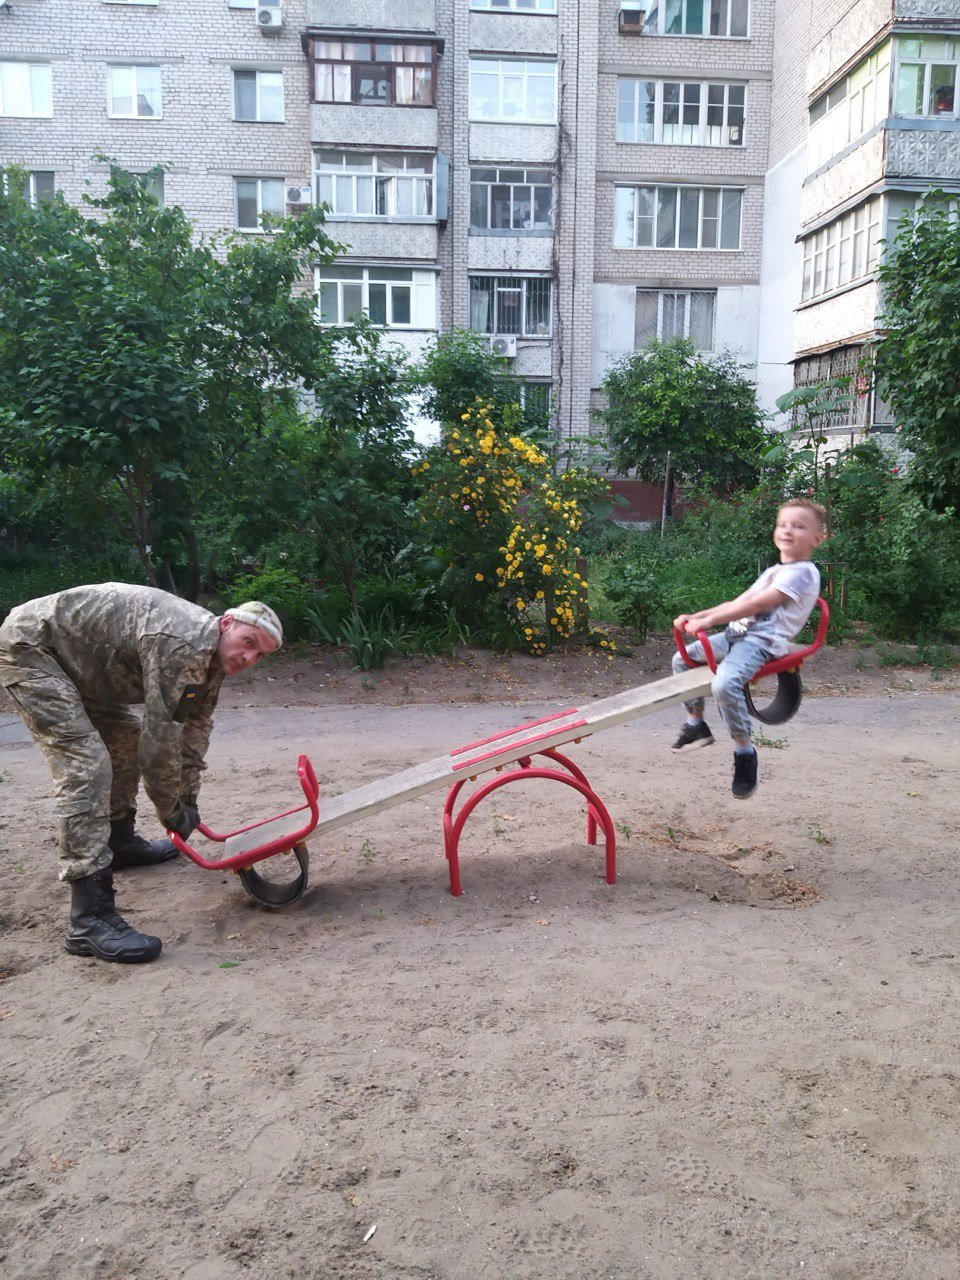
643, 0, 748, 38
234, 70, 284, 122
108, 65, 162, 118
800, 198, 883, 302
470, 166, 553, 231
316, 151, 434, 217
235, 177, 284, 231
469, 276, 552, 336
614, 185, 742, 249
310, 39, 437, 107
808, 44, 891, 171
0, 168, 55, 204
515, 380, 553, 421
316, 265, 430, 327
471, 0, 557, 10
636, 289, 715, 349
0, 62, 53, 118
618, 79, 745, 145
896, 36, 960, 117
228, 0, 256, 7
469, 59, 557, 123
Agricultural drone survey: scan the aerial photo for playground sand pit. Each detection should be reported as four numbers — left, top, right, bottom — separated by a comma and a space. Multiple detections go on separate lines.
2, 638, 960, 1279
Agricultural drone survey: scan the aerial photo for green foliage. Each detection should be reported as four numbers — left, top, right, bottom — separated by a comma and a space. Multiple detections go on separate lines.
226, 566, 319, 641
0, 167, 343, 598
768, 378, 856, 486
828, 441, 960, 639
875, 199, 960, 511
596, 338, 769, 491
598, 557, 664, 642
414, 328, 550, 442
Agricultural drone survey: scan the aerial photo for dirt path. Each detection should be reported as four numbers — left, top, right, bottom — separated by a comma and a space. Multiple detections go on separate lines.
1, 644, 959, 1279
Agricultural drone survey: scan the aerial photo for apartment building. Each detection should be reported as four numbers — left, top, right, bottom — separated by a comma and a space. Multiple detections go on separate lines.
2, 0, 958, 445
792, 0, 960, 435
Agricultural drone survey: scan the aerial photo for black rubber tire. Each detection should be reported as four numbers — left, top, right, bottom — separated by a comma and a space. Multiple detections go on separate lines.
744, 670, 803, 725
238, 842, 310, 909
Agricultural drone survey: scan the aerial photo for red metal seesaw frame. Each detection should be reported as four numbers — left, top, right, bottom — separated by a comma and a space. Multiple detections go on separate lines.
168, 755, 320, 906
443, 712, 617, 897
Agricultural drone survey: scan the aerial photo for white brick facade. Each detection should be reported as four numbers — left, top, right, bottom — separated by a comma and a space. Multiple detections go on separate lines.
4, 0, 960, 440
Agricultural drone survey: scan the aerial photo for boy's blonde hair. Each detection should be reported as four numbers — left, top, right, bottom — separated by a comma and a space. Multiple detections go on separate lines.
780, 497, 826, 532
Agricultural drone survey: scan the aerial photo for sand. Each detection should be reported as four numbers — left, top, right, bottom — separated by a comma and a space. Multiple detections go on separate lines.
1, 640, 959, 1279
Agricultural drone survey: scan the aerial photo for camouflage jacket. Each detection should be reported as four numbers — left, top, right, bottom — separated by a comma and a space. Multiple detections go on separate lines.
0, 583, 224, 822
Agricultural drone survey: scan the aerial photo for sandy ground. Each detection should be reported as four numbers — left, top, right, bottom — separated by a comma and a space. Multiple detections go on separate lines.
1, 639, 960, 1280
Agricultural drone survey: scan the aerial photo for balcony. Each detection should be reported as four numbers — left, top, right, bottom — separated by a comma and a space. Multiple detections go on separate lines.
311, 103, 438, 149
306, 1, 436, 32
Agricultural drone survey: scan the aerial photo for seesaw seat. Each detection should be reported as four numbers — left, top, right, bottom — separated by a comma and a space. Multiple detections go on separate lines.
674, 597, 830, 725
169, 755, 320, 907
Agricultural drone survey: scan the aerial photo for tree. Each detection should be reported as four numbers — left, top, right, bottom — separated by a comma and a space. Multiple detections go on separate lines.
414, 328, 551, 443
874, 199, 960, 511
0, 167, 343, 597
596, 339, 768, 521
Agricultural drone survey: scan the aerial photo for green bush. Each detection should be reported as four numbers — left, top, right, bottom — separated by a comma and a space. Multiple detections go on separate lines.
225, 567, 319, 642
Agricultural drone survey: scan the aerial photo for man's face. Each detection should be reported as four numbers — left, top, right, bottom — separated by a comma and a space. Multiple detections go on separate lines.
214, 617, 280, 675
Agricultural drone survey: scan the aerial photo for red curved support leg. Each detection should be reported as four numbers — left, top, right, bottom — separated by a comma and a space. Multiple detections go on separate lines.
442, 756, 617, 897
539, 747, 605, 847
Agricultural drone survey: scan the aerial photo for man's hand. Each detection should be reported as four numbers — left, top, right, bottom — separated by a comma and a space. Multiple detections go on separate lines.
165, 799, 200, 840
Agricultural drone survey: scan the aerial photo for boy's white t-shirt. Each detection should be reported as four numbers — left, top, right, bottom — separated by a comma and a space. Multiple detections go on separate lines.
727, 560, 821, 657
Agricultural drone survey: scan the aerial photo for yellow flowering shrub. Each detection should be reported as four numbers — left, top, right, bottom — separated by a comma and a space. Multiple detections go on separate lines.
415, 399, 611, 653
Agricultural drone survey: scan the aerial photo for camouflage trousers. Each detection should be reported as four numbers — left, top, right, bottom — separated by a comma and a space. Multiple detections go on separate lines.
0, 645, 144, 881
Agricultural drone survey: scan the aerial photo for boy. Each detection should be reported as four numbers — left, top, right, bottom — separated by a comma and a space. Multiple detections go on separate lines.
669, 499, 825, 798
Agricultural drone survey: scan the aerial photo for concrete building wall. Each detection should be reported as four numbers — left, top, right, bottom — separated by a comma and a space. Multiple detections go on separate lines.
1, 0, 312, 239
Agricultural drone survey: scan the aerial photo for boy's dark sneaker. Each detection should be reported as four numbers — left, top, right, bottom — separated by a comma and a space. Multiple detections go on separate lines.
732, 749, 758, 798
672, 721, 715, 753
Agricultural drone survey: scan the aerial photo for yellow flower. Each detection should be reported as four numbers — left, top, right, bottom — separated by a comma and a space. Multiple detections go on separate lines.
460, 413, 471, 420
517, 600, 525, 610
542, 565, 552, 575
475, 573, 484, 582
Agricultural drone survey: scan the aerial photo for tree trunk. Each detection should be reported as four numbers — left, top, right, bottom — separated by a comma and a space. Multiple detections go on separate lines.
660, 452, 672, 537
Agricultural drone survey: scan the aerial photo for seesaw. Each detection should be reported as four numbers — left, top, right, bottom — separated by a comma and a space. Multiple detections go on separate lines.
170, 600, 828, 907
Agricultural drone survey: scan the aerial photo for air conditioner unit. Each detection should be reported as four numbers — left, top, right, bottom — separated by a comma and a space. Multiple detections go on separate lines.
618, 4, 645, 34
285, 183, 313, 206
489, 334, 517, 359
256, 3, 284, 36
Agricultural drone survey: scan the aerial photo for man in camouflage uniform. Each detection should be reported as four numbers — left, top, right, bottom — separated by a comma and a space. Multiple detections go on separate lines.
0, 584, 283, 964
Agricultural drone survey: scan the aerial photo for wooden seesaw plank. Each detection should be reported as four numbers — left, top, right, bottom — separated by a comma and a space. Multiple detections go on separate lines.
312, 664, 713, 837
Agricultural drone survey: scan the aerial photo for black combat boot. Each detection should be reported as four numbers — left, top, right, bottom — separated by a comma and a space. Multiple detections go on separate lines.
108, 812, 179, 870
65, 869, 163, 963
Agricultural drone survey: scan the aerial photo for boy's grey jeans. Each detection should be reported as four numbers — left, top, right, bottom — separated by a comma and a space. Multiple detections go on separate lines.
671, 632, 772, 743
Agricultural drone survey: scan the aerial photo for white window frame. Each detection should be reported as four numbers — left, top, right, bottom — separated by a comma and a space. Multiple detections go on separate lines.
468, 275, 553, 337
635, 288, 716, 351
617, 78, 746, 146
800, 198, 883, 302
0, 61, 53, 118
234, 177, 285, 232
808, 43, 891, 171
894, 35, 960, 118
0, 168, 56, 204
469, 166, 554, 231
315, 151, 435, 219
233, 69, 285, 123
469, 59, 557, 123
107, 64, 163, 119
315, 265, 435, 330
643, 0, 749, 38
470, 1, 557, 11
614, 184, 743, 250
